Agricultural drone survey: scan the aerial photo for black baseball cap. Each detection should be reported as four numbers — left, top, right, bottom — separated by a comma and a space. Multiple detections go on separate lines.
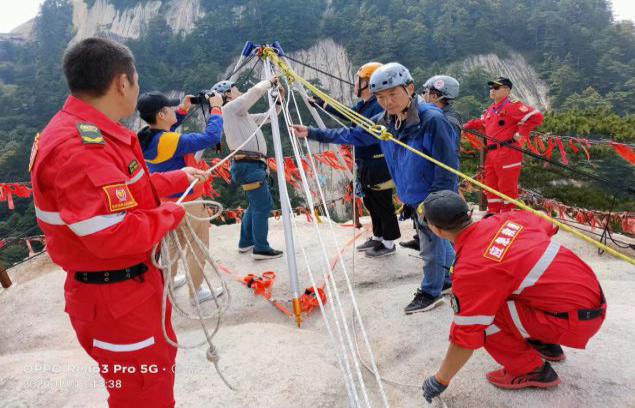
487, 77, 513, 89
137, 91, 180, 118
421, 190, 472, 230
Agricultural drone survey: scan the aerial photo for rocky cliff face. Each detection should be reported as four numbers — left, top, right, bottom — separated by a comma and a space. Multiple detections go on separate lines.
462, 52, 551, 111
70, 0, 203, 43
225, 39, 355, 106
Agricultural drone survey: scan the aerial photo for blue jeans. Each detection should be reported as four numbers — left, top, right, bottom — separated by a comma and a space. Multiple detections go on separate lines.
416, 218, 454, 298
231, 161, 273, 252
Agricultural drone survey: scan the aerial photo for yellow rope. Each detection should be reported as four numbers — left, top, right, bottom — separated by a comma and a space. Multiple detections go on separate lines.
263, 48, 635, 266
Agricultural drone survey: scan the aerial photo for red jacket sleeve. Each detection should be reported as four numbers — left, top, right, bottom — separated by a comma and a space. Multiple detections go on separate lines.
463, 117, 484, 131
54, 150, 185, 259
449, 262, 516, 349
511, 104, 544, 138
150, 169, 190, 198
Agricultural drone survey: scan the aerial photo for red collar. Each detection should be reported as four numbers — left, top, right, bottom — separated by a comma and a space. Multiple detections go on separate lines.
61, 95, 134, 145
494, 97, 509, 108
454, 222, 479, 252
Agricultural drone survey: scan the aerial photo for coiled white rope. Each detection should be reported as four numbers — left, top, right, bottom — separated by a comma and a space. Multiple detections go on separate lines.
149, 94, 280, 390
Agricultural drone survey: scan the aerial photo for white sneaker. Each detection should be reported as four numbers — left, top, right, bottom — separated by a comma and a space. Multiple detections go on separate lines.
173, 274, 187, 289
190, 285, 224, 306
239, 245, 254, 253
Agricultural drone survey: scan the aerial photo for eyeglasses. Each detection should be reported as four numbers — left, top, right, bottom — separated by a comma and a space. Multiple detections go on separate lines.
489, 85, 502, 90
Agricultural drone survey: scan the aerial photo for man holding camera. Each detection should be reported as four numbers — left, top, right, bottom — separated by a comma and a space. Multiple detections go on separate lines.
30, 37, 207, 407
137, 90, 225, 305
212, 78, 285, 260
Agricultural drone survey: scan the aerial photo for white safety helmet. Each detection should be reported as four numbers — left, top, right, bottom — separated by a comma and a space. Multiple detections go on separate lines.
369, 62, 414, 94
422, 75, 460, 100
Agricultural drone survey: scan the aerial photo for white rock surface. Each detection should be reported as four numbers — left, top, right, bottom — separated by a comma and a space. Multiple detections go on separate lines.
70, 0, 203, 44
1, 214, 633, 407
463, 52, 551, 111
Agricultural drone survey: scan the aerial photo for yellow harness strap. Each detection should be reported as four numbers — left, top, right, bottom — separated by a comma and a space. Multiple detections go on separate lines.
371, 179, 396, 191
242, 181, 263, 191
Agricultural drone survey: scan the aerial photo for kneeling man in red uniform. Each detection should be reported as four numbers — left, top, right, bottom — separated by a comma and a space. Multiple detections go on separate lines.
418, 191, 606, 403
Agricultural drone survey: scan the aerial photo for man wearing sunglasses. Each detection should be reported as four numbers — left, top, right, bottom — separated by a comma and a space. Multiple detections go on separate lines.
464, 77, 543, 214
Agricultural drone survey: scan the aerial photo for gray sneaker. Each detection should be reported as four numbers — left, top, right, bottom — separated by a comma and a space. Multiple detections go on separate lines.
366, 243, 396, 258
356, 238, 382, 252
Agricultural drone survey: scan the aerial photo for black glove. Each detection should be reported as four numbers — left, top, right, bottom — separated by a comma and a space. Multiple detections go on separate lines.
422, 376, 447, 403
399, 205, 414, 221
308, 95, 326, 109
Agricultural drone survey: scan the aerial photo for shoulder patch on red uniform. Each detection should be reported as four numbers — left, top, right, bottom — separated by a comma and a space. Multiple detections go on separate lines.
103, 184, 137, 212
77, 123, 105, 145
28, 132, 40, 172
519, 104, 529, 112
483, 220, 524, 262
128, 159, 140, 175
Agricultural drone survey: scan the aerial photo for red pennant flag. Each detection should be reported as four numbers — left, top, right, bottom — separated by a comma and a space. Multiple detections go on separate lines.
568, 139, 579, 153
555, 137, 569, 165
610, 142, 635, 165
622, 214, 635, 235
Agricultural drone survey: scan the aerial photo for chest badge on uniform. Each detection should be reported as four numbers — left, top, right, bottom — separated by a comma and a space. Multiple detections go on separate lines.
77, 123, 105, 145
519, 105, 529, 113
103, 184, 137, 212
128, 159, 140, 175
450, 294, 460, 313
28, 132, 40, 172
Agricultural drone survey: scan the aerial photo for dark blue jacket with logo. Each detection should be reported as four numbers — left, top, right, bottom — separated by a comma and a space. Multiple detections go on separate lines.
322, 96, 391, 188
308, 100, 459, 205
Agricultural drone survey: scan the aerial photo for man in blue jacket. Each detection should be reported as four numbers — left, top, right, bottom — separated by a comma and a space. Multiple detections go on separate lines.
292, 63, 459, 314
137, 91, 224, 305
310, 62, 401, 257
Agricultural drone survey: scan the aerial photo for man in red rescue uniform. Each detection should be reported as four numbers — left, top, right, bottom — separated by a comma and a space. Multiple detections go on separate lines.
464, 77, 544, 213
30, 38, 208, 407
418, 190, 606, 403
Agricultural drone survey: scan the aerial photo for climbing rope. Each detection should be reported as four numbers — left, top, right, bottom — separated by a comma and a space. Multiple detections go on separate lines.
283, 54, 355, 86
280, 79, 368, 407
177, 95, 279, 203
151, 198, 234, 390
263, 48, 635, 267
147, 94, 281, 391
278, 71, 390, 407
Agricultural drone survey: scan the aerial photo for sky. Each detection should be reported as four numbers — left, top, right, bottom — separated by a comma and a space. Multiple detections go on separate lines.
0, 0, 634, 33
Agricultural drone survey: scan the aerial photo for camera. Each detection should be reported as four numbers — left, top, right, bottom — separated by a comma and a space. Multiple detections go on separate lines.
189, 90, 218, 105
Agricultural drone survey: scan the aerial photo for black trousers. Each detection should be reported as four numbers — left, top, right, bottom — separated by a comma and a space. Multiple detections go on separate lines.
362, 188, 401, 241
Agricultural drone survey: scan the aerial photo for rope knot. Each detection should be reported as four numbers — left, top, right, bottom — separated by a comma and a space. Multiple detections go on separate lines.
206, 345, 220, 364
370, 125, 392, 141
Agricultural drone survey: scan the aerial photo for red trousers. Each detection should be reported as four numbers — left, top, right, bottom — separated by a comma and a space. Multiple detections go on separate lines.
64, 265, 177, 407
484, 148, 523, 213
484, 300, 606, 375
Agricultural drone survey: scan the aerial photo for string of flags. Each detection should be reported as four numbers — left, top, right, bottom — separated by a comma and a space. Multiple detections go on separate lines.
0, 183, 32, 210
461, 131, 635, 166
521, 190, 635, 235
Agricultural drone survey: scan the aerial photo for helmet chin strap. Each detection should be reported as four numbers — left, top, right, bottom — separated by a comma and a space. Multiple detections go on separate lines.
356, 77, 369, 98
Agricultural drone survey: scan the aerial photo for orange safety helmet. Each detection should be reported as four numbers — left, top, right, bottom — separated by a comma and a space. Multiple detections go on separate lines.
356, 62, 383, 79
355, 62, 382, 97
